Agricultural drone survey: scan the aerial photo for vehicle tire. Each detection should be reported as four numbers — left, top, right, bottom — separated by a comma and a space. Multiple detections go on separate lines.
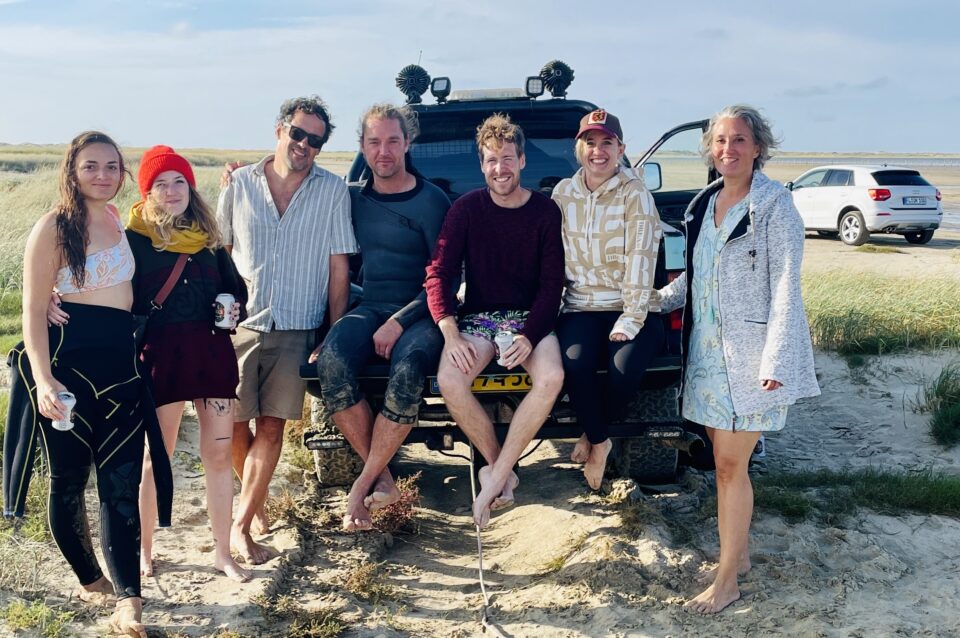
816, 230, 838, 238
839, 210, 869, 246
610, 437, 679, 485
904, 230, 934, 245
306, 396, 364, 488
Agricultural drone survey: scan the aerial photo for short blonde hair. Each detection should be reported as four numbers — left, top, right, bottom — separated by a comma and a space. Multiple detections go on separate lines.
700, 104, 780, 170
476, 113, 525, 160
358, 103, 420, 143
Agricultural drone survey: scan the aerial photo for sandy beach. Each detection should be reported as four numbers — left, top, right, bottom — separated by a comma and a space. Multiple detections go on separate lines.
1, 231, 958, 638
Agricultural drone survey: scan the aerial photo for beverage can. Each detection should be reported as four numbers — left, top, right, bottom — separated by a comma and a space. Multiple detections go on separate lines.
494, 331, 514, 366
214, 293, 237, 329
52, 391, 76, 432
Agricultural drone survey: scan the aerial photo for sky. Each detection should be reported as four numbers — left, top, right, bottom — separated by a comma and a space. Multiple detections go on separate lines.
0, 0, 957, 153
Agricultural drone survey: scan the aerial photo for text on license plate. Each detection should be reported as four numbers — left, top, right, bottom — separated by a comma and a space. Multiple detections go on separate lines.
430, 375, 532, 394
903, 196, 926, 205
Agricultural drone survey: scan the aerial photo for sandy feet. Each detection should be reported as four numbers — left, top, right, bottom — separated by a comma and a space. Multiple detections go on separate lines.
214, 553, 252, 583
583, 439, 612, 491
363, 474, 401, 513
683, 581, 742, 614
251, 507, 271, 536
473, 466, 520, 529
75, 575, 115, 606
570, 434, 591, 464
230, 528, 278, 565
342, 482, 374, 531
696, 555, 752, 584
109, 597, 146, 638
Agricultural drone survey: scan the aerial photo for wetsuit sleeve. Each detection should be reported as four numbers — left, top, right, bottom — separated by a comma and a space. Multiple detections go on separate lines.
392, 192, 452, 329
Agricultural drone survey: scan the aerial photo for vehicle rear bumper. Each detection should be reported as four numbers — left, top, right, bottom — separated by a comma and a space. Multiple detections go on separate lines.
866, 212, 941, 232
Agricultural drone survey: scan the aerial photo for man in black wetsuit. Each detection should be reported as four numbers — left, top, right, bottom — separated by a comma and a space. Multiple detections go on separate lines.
315, 104, 450, 530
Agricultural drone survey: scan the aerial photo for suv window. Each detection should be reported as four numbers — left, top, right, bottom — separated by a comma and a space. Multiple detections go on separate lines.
639, 126, 709, 192
793, 169, 827, 189
824, 169, 853, 186
871, 170, 931, 187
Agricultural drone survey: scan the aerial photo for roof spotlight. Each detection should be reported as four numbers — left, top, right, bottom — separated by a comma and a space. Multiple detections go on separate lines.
431, 77, 451, 103
540, 59, 574, 98
396, 64, 430, 104
525, 76, 544, 98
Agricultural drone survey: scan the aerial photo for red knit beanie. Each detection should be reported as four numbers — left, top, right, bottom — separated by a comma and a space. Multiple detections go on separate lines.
137, 145, 196, 197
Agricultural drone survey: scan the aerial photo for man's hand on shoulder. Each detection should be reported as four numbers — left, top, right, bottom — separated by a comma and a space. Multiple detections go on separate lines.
220, 161, 248, 189
373, 319, 404, 360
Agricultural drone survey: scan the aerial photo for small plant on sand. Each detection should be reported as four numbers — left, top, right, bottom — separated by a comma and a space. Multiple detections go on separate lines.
371, 471, 421, 534
854, 244, 905, 254
916, 362, 960, 447
0, 599, 74, 638
253, 594, 346, 638
344, 561, 399, 604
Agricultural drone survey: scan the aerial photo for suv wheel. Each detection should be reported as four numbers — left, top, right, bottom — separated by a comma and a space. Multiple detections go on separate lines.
610, 438, 679, 484
839, 210, 869, 246
305, 396, 364, 488
904, 230, 934, 245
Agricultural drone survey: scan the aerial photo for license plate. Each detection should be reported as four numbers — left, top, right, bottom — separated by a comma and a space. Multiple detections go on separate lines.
903, 196, 926, 205
429, 374, 532, 394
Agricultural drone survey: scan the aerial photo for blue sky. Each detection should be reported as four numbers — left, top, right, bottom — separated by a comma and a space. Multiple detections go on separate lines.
0, 0, 957, 153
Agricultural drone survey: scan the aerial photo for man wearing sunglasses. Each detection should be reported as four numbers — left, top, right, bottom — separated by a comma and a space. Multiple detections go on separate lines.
217, 96, 358, 564
314, 104, 451, 531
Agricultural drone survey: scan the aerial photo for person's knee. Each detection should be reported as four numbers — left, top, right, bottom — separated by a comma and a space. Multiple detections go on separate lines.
383, 354, 426, 425
533, 364, 564, 397
256, 419, 286, 446
316, 346, 361, 414
200, 439, 233, 473
437, 364, 471, 398
713, 447, 749, 484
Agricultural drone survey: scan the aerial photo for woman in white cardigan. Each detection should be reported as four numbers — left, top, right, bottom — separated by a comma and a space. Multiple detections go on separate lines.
657, 105, 819, 614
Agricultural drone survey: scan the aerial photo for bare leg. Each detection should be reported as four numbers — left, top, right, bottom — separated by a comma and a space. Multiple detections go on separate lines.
471, 336, 564, 528
139, 402, 184, 577
109, 596, 146, 638
583, 438, 612, 490
437, 334, 499, 465
570, 433, 591, 464
196, 399, 251, 582
231, 421, 270, 535
362, 414, 412, 512
685, 428, 761, 614
230, 416, 285, 565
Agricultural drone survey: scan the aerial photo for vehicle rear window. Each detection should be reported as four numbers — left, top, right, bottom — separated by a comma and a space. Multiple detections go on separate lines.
871, 170, 931, 186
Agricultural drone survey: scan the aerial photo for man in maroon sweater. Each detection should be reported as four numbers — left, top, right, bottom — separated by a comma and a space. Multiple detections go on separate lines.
425, 114, 565, 529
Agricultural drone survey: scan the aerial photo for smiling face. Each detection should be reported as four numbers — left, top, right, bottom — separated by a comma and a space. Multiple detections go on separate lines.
577, 130, 624, 187
362, 116, 409, 181
149, 170, 190, 217
480, 141, 525, 203
276, 110, 325, 173
74, 143, 122, 203
710, 116, 760, 181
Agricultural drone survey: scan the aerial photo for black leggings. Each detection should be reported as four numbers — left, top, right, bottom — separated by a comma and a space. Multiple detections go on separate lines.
556, 311, 665, 444
9, 303, 172, 600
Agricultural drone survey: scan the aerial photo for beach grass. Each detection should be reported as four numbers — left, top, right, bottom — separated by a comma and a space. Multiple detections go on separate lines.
0, 599, 74, 638
915, 362, 960, 447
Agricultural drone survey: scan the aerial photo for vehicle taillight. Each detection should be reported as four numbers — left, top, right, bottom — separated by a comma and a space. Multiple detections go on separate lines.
868, 188, 891, 201
936, 189, 942, 201
667, 271, 683, 331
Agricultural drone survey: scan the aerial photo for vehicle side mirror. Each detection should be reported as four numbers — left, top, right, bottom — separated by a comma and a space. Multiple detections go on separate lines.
642, 162, 662, 191
784, 181, 794, 191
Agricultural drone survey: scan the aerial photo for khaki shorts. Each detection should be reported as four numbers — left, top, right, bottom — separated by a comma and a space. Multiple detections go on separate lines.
233, 327, 313, 422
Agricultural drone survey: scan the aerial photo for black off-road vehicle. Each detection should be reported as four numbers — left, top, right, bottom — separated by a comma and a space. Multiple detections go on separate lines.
302, 61, 715, 485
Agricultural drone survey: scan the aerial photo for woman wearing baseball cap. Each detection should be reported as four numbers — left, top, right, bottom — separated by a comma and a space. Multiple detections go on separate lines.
49, 145, 250, 584
551, 110, 665, 490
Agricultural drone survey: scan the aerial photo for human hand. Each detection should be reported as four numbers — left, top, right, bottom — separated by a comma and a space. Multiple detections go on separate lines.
501, 335, 533, 369
443, 332, 478, 374
761, 379, 782, 391
609, 332, 630, 342
47, 292, 69, 327
37, 377, 69, 421
230, 302, 241, 323
373, 319, 404, 360
308, 344, 323, 364
219, 161, 247, 189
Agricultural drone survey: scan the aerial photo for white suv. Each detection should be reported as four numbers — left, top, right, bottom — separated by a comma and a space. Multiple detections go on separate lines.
786, 165, 943, 245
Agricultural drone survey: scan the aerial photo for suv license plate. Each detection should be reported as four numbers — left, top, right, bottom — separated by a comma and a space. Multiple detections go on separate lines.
903, 196, 926, 205
429, 375, 532, 394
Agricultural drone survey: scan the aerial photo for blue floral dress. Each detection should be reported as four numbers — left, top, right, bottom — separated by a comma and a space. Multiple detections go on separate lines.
682, 194, 788, 432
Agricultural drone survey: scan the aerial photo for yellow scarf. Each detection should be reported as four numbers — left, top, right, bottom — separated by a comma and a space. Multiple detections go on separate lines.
127, 201, 209, 254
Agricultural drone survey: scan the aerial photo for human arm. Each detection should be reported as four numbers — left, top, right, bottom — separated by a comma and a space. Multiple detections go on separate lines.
611, 186, 662, 340
23, 214, 68, 419
653, 271, 687, 314
215, 179, 235, 249
437, 315, 477, 373
425, 201, 467, 325
327, 253, 350, 326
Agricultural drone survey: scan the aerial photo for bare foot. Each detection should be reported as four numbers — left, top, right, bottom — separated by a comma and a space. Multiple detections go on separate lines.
251, 507, 270, 536
230, 527, 278, 565
75, 575, 115, 606
363, 474, 401, 512
214, 554, 252, 583
696, 555, 752, 584
491, 471, 519, 511
109, 597, 147, 638
473, 466, 509, 529
570, 434, 591, 464
343, 479, 373, 531
139, 555, 153, 578
683, 581, 742, 614
583, 439, 613, 490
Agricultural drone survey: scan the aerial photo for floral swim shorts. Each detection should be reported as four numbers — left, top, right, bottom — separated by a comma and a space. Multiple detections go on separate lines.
458, 310, 528, 342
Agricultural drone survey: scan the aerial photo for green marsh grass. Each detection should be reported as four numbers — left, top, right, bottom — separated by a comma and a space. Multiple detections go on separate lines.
916, 362, 960, 446
802, 272, 960, 354
0, 599, 74, 638
853, 244, 905, 254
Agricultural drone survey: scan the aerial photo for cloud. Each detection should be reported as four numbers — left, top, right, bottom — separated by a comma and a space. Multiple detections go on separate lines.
783, 76, 889, 98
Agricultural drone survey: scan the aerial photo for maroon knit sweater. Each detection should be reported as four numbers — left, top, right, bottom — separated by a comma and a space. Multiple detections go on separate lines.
425, 188, 564, 347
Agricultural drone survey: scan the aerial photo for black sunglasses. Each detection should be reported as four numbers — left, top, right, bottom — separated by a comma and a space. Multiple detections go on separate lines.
283, 122, 324, 150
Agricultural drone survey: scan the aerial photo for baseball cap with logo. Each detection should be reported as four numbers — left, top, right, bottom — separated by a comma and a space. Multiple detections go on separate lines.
576, 109, 623, 142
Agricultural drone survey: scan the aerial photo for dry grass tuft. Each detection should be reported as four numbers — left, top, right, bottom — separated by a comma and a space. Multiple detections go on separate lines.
253, 593, 346, 638
343, 561, 399, 604
371, 471, 421, 534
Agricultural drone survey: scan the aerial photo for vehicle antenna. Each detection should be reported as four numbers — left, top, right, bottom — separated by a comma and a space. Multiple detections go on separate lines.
417, 49, 422, 65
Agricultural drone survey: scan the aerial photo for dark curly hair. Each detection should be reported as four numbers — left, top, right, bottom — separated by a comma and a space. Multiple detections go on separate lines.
55, 131, 126, 289
276, 96, 334, 148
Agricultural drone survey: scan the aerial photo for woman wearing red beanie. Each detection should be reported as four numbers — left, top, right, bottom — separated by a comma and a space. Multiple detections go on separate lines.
50, 145, 250, 584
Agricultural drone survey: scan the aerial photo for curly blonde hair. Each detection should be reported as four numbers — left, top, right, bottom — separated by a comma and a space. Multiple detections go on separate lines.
142, 184, 221, 250
475, 113, 525, 160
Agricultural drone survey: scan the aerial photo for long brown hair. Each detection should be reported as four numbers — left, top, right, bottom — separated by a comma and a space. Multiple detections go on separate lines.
55, 131, 126, 289
141, 183, 221, 250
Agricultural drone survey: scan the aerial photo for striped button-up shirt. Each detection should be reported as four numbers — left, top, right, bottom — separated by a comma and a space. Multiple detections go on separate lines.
217, 156, 358, 332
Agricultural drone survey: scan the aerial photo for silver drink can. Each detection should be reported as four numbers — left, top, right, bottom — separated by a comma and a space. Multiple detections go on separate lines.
494, 331, 514, 366
51, 391, 76, 432
214, 293, 236, 329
